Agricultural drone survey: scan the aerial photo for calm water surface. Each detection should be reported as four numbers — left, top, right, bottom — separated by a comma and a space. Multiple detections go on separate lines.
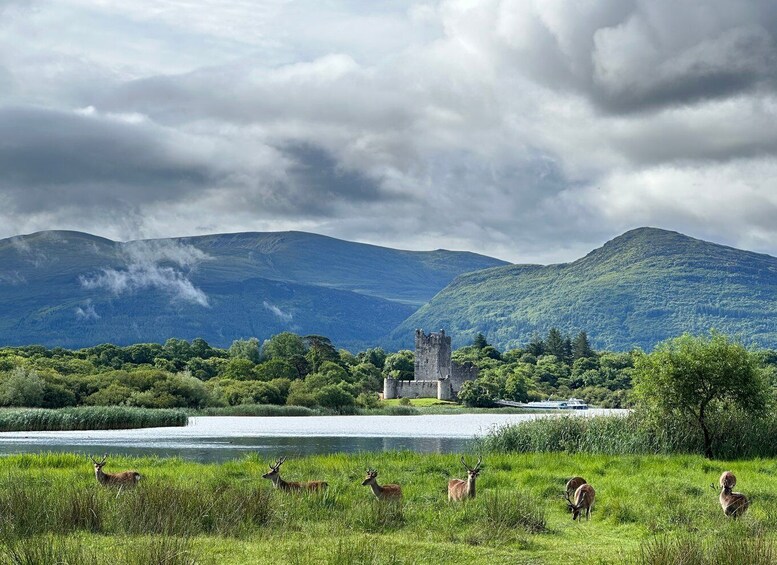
0, 410, 624, 462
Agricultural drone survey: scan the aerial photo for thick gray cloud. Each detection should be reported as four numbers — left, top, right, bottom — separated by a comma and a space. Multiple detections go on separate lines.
2, 0, 777, 263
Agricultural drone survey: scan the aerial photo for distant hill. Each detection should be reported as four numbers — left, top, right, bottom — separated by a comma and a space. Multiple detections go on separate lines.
390, 228, 777, 351
0, 230, 507, 349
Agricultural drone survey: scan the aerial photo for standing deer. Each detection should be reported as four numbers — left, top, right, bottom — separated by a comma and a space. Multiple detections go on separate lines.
565, 476, 587, 501
718, 471, 749, 518
565, 483, 595, 521
361, 468, 402, 500
448, 456, 482, 501
90, 454, 141, 488
261, 456, 328, 491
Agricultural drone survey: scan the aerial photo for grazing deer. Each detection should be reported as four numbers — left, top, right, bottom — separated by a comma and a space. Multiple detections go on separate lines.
565, 483, 595, 521
361, 468, 402, 500
718, 471, 749, 518
261, 456, 328, 491
565, 476, 587, 501
448, 456, 482, 501
90, 454, 141, 488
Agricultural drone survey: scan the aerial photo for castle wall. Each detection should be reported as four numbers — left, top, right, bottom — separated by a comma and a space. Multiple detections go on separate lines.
392, 379, 439, 399
450, 361, 479, 393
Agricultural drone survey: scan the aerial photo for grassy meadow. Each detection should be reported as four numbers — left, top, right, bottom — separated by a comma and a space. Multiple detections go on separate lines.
0, 451, 775, 564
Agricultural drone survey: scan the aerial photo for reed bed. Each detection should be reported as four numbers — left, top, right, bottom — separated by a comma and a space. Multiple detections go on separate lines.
193, 404, 320, 417
479, 412, 777, 459
0, 406, 187, 431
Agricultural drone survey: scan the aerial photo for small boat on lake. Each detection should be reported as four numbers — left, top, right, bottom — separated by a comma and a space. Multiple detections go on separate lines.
496, 398, 589, 410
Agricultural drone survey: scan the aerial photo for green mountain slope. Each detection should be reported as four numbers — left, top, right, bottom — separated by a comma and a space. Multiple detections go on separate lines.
0, 230, 506, 349
390, 228, 777, 351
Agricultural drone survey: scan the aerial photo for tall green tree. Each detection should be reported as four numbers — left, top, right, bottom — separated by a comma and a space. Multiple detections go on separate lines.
303, 335, 340, 372
263, 332, 307, 360
633, 332, 770, 458
572, 331, 594, 360
545, 328, 566, 359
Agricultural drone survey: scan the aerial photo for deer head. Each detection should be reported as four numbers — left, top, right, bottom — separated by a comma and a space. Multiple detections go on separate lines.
90, 454, 108, 471
262, 456, 286, 479
720, 471, 736, 490
461, 456, 482, 479
362, 468, 379, 485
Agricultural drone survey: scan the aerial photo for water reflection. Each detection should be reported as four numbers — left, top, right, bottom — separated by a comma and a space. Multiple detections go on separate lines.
0, 411, 625, 463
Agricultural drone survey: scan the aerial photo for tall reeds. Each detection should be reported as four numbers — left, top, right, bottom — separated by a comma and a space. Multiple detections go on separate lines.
0, 406, 187, 431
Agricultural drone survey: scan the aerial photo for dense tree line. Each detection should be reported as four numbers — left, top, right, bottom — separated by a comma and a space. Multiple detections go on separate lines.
454, 330, 633, 408
3, 328, 770, 411
0, 334, 392, 411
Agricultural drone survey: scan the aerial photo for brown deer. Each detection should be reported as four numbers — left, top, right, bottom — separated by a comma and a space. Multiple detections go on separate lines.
90, 454, 141, 488
261, 456, 328, 491
565, 483, 595, 521
718, 471, 749, 518
565, 476, 587, 501
448, 456, 482, 501
361, 468, 402, 500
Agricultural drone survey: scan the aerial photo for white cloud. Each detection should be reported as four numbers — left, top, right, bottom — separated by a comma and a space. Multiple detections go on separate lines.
263, 300, 293, 323
80, 240, 211, 306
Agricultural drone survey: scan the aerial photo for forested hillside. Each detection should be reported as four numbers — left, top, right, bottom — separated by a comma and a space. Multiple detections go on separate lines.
392, 228, 777, 350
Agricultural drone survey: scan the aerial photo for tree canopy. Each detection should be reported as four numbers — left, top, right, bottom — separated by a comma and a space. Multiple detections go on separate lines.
633, 332, 770, 458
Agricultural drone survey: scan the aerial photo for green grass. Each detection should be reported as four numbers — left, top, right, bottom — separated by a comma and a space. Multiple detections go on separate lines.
0, 406, 187, 431
0, 451, 776, 563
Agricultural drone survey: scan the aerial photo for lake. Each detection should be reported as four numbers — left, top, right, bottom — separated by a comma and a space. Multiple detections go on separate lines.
0, 410, 625, 462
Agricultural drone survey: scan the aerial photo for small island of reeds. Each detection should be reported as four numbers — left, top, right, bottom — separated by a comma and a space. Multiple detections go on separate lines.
0, 406, 187, 432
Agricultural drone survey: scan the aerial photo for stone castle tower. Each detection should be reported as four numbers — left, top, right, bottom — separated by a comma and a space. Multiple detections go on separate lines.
414, 328, 452, 381
383, 329, 477, 401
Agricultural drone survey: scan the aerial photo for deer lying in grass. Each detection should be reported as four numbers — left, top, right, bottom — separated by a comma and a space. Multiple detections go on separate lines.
261, 456, 328, 491
448, 456, 482, 501
91, 454, 141, 488
565, 476, 587, 501
565, 483, 595, 521
718, 471, 749, 518
362, 468, 402, 500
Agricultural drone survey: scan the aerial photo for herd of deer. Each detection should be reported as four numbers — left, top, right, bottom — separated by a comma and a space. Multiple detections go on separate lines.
90, 455, 750, 520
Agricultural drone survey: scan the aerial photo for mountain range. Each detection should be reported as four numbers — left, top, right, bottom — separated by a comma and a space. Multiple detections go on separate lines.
2, 227, 777, 352
0, 230, 505, 349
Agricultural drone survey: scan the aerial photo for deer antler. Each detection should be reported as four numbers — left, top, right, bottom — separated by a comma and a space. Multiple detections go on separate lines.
474, 456, 482, 471
272, 456, 286, 470
461, 457, 471, 471
563, 489, 575, 509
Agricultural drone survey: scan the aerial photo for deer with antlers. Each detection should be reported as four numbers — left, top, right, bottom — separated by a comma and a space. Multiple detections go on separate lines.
90, 454, 141, 488
261, 456, 328, 491
718, 471, 749, 518
361, 468, 402, 500
448, 456, 482, 501
565, 483, 595, 521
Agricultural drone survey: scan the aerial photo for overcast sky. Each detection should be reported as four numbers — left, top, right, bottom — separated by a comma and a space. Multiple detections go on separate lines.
2, 0, 777, 263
